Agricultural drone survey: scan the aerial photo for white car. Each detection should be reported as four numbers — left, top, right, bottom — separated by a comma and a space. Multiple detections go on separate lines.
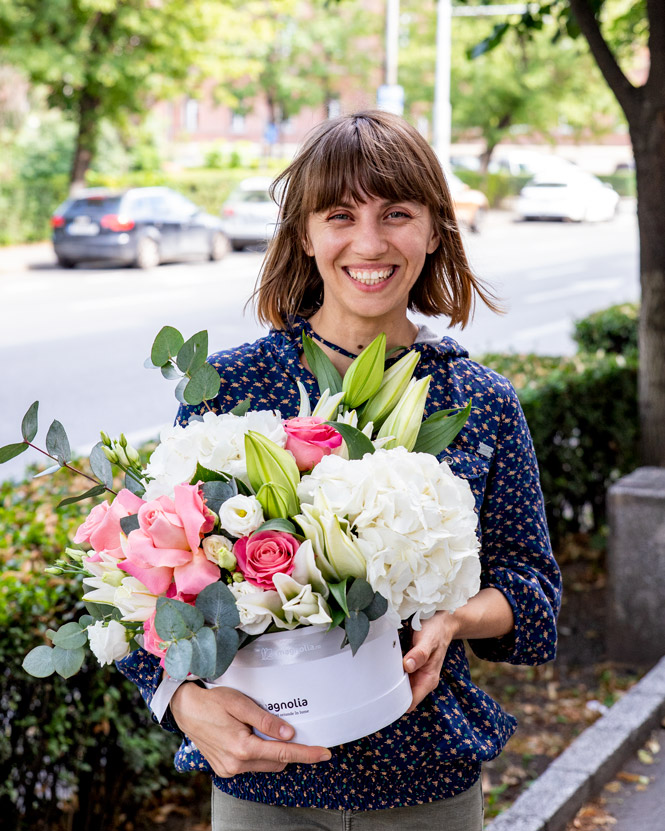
220, 177, 279, 251
516, 171, 620, 222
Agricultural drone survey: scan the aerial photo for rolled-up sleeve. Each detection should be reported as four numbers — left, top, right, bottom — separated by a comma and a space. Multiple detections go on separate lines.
468, 384, 561, 665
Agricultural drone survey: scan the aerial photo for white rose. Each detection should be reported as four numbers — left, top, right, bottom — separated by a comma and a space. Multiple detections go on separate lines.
87, 619, 131, 666
218, 495, 264, 538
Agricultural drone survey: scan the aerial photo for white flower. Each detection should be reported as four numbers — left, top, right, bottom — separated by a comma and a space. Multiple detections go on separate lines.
87, 619, 131, 666
297, 447, 481, 626
228, 581, 288, 635
202, 534, 237, 569
218, 494, 264, 537
83, 564, 158, 623
143, 410, 287, 499
273, 573, 332, 626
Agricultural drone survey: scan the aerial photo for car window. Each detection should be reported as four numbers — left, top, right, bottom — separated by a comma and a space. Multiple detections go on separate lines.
162, 192, 199, 217
233, 189, 272, 204
125, 196, 155, 220
67, 196, 122, 216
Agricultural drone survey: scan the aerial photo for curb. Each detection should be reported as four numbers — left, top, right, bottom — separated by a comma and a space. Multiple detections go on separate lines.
486, 655, 665, 831
0, 242, 54, 274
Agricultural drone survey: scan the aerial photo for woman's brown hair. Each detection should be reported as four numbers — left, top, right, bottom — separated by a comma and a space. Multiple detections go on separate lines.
255, 110, 500, 329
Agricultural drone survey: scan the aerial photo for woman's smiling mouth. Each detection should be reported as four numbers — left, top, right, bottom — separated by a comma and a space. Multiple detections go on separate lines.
344, 266, 397, 286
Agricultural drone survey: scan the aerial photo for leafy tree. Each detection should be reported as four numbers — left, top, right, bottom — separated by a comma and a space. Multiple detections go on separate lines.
461, 0, 663, 465
0, 0, 255, 189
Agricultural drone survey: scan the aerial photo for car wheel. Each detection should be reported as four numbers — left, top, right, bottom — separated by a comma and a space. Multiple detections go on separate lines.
56, 255, 76, 268
134, 237, 160, 269
209, 232, 230, 261
231, 240, 246, 252
470, 208, 487, 234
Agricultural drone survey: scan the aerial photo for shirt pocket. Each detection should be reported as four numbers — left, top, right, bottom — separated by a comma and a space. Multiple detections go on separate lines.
438, 446, 492, 514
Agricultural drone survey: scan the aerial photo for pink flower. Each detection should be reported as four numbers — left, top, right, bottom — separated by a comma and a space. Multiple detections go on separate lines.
283, 416, 343, 471
142, 611, 168, 663
234, 530, 300, 590
120, 484, 219, 596
74, 489, 145, 558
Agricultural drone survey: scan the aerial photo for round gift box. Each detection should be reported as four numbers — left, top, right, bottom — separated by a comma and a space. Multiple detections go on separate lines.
207, 615, 412, 747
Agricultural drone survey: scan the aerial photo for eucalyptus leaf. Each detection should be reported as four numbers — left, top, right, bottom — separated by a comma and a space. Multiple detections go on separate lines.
229, 397, 251, 417
119, 514, 140, 536
0, 442, 28, 464
176, 330, 208, 375
78, 615, 94, 629
154, 597, 204, 641
57, 484, 106, 508
89, 442, 114, 488
196, 582, 240, 628
124, 470, 145, 496
184, 363, 221, 405
45, 420, 71, 464
52, 622, 88, 650
161, 361, 182, 380
323, 422, 375, 460
328, 578, 350, 617
164, 639, 193, 680
22, 645, 55, 678
151, 325, 184, 367
21, 400, 39, 442
213, 626, 240, 678
174, 376, 188, 405
32, 463, 61, 479
189, 626, 217, 678
346, 578, 374, 612
363, 591, 388, 621
344, 610, 370, 656
53, 645, 85, 678
413, 400, 472, 456
302, 333, 343, 396
201, 479, 238, 514
84, 601, 107, 621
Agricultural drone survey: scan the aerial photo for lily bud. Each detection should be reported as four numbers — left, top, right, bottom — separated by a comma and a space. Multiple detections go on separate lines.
244, 431, 300, 516
45, 567, 63, 575
377, 375, 431, 451
342, 333, 386, 409
359, 349, 420, 429
320, 513, 366, 580
255, 482, 292, 520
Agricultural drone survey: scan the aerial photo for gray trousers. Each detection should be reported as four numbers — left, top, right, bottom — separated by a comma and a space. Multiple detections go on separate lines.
211, 778, 483, 830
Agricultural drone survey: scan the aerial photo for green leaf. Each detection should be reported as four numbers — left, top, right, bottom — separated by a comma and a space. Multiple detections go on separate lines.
78, 615, 94, 629
346, 578, 374, 612
175, 376, 188, 405
151, 325, 184, 367
196, 582, 240, 628
22, 645, 55, 678
119, 514, 140, 536
327, 608, 347, 631
345, 610, 370, 655
53, 645, 85, 678
84, 601, 107, 621
184, 363, 221, 405
213, 625, 240, 678
160, 361, 182, 380
89, 442, 113, 488
468, 22, 509, 60
413, 400, 472, 456
32, 463, 61, 479
52, 621, 88, 649
57, 484, 106, 508
329, 577, 350, 616
189, 626, 217, 678
324, 422, 375, 460
302, 333, 343, 396
124, 470, 145, 496
192, 462, 232, 485
21, 400, 39, 442
164, 639, 193, 680
363, 591, 388, 621
229, 397, 251, 416
176, 330, 209, 375
0, 442, 28, 464
255, 517, 298, 535
154, 597, 205, 641
45, 419, 71, 464
201, 479, 238, 514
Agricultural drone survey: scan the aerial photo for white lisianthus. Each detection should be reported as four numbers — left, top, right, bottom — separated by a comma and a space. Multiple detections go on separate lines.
87, 619, 131, 666
218, 494, 264, 538
298, 447, 481, 627
202, 534, 237, 570
229, 581, 292, 635
143, 410, 287, 499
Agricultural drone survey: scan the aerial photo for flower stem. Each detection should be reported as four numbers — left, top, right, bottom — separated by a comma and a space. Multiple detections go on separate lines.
26, 442, 117, 496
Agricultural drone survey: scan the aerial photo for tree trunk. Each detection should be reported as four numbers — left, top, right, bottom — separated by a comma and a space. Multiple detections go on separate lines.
70, 92, 100, 193
631, 106, 665, 465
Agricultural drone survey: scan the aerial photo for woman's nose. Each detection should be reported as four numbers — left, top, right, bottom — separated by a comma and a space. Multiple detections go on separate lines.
351, 219, 389, 257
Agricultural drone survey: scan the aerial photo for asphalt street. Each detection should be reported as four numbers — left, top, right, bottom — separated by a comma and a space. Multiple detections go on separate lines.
0, 205, 639, 482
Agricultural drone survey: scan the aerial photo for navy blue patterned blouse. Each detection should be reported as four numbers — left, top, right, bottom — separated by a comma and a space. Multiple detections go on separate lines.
117, 315, 561, 810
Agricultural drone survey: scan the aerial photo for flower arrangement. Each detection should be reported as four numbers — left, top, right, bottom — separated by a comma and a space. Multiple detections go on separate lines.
3, 327, 480, 686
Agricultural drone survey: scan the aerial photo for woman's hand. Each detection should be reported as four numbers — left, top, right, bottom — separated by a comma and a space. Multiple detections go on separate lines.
402, 611, 458, 711
169, 683, 331, 778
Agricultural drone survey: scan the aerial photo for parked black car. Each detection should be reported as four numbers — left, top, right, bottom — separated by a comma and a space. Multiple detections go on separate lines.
52, 187, 229, 268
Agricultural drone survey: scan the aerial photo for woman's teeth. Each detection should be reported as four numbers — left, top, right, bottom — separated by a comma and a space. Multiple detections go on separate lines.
346, 267, 395, 285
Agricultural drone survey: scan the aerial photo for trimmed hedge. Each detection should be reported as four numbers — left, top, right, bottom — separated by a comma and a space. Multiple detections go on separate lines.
572, 302, 638, 355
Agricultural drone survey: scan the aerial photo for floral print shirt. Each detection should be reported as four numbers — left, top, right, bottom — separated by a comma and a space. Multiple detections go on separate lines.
117, 316, 561, 810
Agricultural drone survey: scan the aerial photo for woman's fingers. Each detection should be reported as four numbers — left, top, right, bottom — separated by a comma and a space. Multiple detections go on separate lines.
402, 612, 455, 711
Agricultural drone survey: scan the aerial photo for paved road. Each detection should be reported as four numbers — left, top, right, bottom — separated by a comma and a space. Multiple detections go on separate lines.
0, 206, 639, 482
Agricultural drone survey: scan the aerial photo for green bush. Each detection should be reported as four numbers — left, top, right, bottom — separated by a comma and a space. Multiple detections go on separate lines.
598, 170, 636, 198
0, 469, 208, 831
454, 170, 532, 208
572, 302, 638, 355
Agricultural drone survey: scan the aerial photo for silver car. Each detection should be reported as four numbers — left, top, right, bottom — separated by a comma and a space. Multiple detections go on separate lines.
220, 177, 280, 251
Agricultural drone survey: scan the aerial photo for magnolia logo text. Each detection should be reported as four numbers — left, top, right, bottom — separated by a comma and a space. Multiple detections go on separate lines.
266, 697, 309, 713
260, 643, 320, 660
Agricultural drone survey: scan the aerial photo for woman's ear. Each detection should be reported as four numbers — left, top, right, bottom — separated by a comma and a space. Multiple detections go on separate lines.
302, 236, 314, 257
427, 227, 440, 255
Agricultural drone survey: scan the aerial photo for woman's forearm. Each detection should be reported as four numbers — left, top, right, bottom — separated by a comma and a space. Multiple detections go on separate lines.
449, 587, 514, 641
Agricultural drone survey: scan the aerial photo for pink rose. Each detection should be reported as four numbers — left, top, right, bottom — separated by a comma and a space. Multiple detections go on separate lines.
120, 484, 219, 597
234, 530, 300, 590
283, 416, 343, 471
142, 611, 168, 664
74, 489, 144, 558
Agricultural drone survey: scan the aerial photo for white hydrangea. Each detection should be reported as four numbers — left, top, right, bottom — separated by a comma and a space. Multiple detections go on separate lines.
143, 409, 287, 499
297, 446, 481, 627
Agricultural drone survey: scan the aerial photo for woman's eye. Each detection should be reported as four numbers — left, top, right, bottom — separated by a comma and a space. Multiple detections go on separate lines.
328, 212, 352, 221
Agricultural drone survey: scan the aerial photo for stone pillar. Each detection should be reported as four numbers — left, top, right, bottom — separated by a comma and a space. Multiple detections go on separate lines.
607, 467, 665, 664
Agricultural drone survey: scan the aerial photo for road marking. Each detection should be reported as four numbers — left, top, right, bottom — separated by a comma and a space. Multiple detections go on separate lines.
525, 278, 622, 304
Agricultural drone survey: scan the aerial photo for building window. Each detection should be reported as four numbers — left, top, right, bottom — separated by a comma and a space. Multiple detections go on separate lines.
184, 97, 199, 133
327, 99, 341, 119
231, 112, 246, 134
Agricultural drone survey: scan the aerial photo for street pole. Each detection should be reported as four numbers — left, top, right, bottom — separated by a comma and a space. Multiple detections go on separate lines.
385, 0, 399, 87
433, 0, 452, 166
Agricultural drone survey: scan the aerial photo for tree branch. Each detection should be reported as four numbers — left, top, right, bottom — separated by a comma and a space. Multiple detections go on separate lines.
567, 0, 640, 121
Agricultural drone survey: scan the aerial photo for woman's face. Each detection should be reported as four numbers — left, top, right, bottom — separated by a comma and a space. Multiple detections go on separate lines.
304, 195, 439, 329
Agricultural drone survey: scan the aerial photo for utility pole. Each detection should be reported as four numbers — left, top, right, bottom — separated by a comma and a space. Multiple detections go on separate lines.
377, 0, 404, 115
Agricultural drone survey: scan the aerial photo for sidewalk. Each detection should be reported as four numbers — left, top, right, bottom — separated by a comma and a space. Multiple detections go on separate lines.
487, 655, 665, 831
0, 241, 54, 274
